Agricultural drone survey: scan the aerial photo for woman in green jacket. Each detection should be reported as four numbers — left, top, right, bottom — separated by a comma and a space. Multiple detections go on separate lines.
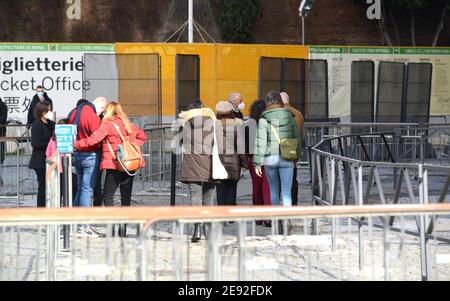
254, 91, 300, 207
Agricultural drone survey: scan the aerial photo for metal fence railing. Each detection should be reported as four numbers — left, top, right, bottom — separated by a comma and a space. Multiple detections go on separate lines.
0, 204, 449, 281
305, 123, 450, 166
0, 125, 35, 208
310, 130, 450, 280
2, 122, 450, 208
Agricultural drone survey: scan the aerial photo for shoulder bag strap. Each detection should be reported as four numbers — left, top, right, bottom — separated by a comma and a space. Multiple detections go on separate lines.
106, 140, 117, 160
111, 121, 126, 142
106, 121, 124, 160
270, 124, 281, 145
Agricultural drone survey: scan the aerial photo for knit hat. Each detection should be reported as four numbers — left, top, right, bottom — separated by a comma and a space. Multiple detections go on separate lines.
215, 101, 233, 114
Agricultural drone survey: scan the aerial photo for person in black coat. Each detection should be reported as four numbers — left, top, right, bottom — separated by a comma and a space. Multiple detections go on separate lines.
27, 86, 53, 126
29, 101, 55, 207
0, 97, 7, 165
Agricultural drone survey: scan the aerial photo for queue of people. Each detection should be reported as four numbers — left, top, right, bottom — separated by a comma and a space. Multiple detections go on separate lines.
177, 91, 304, 242
28, 95, 146, 238
27, 90, 304, 240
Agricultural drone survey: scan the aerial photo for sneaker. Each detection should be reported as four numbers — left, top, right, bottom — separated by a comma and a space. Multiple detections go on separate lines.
89, 226, 105, 236
87, 226, 105, 237
76, 227, 101, 238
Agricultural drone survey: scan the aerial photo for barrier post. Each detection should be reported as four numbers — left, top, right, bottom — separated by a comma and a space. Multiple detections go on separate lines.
61, 155, 71, 250
45, 156, 60, 281
55, 124, 77, 251
418, 164, 430, 281
170, 126, 180, 207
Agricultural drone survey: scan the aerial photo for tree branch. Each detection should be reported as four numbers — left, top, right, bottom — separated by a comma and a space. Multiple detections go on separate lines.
411, 10, 416, 46
380, 0, 393, 46
389, 8, 401, 46
432, 5, 449, 46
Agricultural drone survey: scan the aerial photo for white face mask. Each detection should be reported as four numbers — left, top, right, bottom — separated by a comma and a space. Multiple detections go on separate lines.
94, 104, 105, 116
44, 111, 54, 121
238, 102, 246, 111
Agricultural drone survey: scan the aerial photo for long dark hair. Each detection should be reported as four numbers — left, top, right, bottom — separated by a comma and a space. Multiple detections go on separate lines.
34, 101, 52, 121
249, 99, 266, 123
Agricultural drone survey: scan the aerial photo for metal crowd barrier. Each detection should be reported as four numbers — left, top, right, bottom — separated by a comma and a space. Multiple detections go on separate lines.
310, 131, 450, 280
0, 204, 449, 281
2, 122, 450, 208
0, 125, 36, 208
305, 123, 450, 165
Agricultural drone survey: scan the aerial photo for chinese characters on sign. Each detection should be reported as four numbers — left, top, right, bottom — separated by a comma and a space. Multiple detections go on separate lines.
4, 96, 31, 114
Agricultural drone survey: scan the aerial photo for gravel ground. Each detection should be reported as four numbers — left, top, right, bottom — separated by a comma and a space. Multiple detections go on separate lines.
1, 218, 449, 281
1, 161, 449, 281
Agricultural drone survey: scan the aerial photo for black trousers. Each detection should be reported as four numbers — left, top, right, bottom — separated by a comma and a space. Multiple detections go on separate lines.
103, 170, 134, 207
216, 180, 238, 206
0, 141, 5, 164
93, 170, 103, 207
292, 167, 298, 206
34, 168, 46, 208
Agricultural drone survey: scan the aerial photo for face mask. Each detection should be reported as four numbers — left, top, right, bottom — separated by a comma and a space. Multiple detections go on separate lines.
238, 102, 246, 111
95, 105, 105, 116
37, 92, 44, 98
44, 111, 54, 121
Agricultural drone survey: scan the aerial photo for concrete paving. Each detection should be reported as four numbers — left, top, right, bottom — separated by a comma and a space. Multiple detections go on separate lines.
1, 160, 450, 281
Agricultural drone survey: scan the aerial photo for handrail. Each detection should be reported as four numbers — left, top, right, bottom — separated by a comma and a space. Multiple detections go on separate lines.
311, 132, 450, 169
0, 204, 449, 227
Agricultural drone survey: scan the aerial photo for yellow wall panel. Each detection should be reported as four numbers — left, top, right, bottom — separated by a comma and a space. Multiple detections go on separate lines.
116, 43, 309, 118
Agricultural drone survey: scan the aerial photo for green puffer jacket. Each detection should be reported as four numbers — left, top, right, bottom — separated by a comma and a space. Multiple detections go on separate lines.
253, 107, 300, 166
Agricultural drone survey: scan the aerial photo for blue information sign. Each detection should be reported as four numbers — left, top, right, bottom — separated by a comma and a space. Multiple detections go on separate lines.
55, 125, 77, 154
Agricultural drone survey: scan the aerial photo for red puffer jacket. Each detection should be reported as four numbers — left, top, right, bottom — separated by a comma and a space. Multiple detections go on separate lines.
74, 117, 147, 171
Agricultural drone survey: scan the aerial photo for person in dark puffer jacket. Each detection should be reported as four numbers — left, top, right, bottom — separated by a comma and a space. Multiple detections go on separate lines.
178, 99, 216, 243
215, 101, 248, 206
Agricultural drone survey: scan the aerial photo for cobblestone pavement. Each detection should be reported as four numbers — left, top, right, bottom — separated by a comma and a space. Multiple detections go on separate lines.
1, 218, 449, 281
1, 165, 450, 281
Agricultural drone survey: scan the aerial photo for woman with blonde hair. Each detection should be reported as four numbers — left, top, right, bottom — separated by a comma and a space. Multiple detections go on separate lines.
74, 102, 146, 237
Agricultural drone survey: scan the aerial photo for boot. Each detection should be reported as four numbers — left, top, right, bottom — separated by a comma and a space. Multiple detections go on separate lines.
202, 223, 208, 240
136, 224, 141, 237
278, 220, 284, 235
191, 223, 202, 243
263, 221, 272, 228
118, 224, 127, 238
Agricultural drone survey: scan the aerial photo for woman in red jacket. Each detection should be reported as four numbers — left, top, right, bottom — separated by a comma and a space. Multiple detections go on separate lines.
74, 102, 146, 237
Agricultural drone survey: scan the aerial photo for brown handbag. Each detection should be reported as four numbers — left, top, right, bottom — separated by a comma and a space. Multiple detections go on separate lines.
107, 122, 143, 176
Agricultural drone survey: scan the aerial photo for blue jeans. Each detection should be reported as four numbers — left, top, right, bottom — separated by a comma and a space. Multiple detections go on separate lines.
74, 152, 100, 208
264, 155, 294, 207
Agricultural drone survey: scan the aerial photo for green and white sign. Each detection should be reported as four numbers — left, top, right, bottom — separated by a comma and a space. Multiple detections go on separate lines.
0, 43, 114, 122
310, 46, 450, 118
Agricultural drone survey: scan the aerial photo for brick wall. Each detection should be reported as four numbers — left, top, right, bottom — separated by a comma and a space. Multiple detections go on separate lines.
252, 0, 381, 45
